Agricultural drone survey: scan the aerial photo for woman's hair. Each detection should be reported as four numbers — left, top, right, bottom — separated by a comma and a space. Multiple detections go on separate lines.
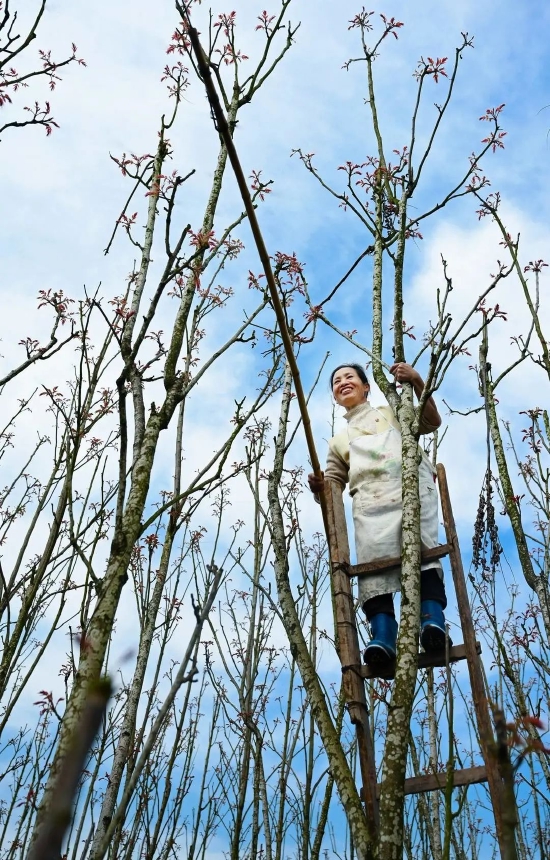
329, 363, 370, 393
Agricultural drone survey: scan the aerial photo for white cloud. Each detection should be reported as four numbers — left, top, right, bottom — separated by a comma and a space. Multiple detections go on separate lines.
1, 1, 549, 851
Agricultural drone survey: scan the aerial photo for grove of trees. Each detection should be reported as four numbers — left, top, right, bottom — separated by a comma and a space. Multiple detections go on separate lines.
0, 2, 549, 859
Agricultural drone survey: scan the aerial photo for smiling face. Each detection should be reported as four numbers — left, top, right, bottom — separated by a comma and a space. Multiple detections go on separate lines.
332, 366, 369, 409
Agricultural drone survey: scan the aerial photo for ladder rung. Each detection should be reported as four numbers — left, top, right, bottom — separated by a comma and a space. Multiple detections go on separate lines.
377, 765, 488, 797
417, 640, 482, 669
355, 641, 481, 680
348, 544, 451, 577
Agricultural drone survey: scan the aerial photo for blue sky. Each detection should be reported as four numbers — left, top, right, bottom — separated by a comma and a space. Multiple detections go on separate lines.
3, 0, 549, 442
1, 0, 549, 854
1, 0, 547, 705
1, 0, 548, 741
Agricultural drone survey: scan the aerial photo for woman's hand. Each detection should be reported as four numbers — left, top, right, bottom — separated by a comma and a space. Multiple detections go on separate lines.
390, 362, 442, 431
308, 472, 324, 494
390, 362, 421, 385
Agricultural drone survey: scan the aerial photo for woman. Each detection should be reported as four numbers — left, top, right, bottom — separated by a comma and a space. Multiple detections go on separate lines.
308, 362, 449, 673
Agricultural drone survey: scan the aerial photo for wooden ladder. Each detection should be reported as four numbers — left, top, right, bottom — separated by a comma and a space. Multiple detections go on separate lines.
324, 462, 506, 852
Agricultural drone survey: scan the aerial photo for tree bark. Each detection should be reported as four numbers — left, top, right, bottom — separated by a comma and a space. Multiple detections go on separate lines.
267, 363, 374, 860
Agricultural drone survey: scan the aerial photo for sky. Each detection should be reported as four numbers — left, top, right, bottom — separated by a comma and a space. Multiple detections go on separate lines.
2, 0, 549, 526
1, 0, 549, 854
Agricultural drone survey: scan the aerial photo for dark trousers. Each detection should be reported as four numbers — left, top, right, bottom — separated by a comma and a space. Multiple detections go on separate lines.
363, 568, 446, 621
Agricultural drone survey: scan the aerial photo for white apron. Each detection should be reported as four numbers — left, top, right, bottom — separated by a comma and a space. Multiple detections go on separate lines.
348, 416, 441, 603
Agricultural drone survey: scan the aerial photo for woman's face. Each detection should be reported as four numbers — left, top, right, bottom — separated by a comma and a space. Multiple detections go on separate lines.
332, 367, 369, 409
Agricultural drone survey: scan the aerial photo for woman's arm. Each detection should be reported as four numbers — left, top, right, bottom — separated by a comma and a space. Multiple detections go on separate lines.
390, 362, 442, 433
308, 447, 349, 496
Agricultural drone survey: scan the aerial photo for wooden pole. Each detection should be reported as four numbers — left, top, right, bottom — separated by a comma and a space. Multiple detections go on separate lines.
182, 14, 328, 528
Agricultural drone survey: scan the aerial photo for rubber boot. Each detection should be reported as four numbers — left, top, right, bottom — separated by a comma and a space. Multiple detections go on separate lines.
363, 613, 397, 677
420, 600, 451, 652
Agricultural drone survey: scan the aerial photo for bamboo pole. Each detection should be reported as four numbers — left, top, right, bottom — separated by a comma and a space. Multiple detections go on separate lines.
182, 14, 328, 528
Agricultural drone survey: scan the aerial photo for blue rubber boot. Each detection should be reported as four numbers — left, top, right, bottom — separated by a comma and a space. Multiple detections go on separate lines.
363, 613, 398, 676
420, 600, 451, 652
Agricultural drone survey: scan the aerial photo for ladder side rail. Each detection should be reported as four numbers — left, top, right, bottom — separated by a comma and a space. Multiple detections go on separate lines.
436, 463, 506, 854
325, 479, 379, 837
